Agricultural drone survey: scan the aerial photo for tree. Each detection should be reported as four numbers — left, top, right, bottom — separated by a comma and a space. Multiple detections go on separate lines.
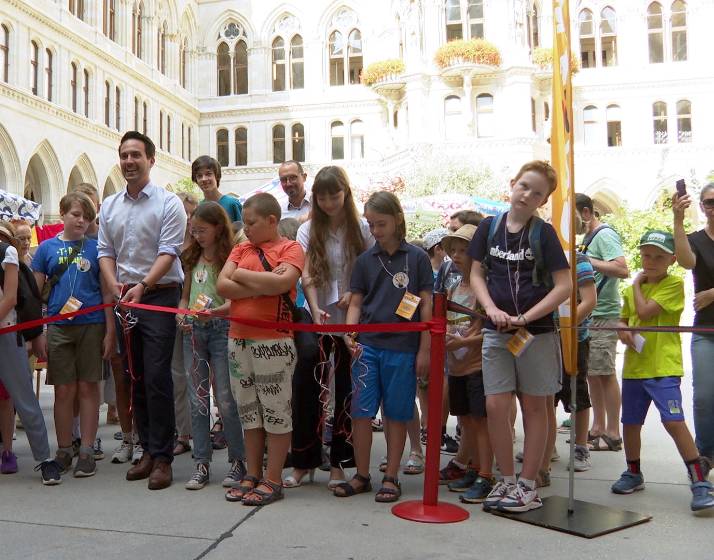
167, 176, 201, 198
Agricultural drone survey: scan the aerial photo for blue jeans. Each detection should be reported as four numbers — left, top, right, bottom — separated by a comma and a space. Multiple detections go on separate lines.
691, 334, 714, 458
183, 319, 245, 464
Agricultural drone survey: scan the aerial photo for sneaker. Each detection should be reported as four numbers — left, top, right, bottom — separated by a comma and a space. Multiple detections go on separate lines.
185, 463, 210, 490
1, 450, 18, 474
690, 481, 714, 512
74, 453, 97, 478
35, 459, 62, 485
483, 480, 515, 511
440, 434, 459, 455
93, 438, 104, 460
113, 431, 123, 441
448, 469, 478, 492
460, 476, 495, 504
131, 444, 144, 465
439, 460, 466, 484
222, 459, 246, 488
72, 438, 81, 457
611, 470, 645, 494
498, 481, 543, 512
569, 446, 592, 472
111, 440, 133, 464
55, 449, 73, 474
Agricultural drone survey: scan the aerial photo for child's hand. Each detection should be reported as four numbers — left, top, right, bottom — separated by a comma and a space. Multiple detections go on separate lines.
416, 348, 429, 378
672, 192, 691, 222
343, 334, 362, 358
485, 305, 512, 331
634, 272, 647, 286
102, 333, 114, 361
336, 291, 352, 310
445, 333, 460, 351
618, 329, 635, 349
313, 308, 330, 324
30, 333, 47, 362
694, 289, 714, 311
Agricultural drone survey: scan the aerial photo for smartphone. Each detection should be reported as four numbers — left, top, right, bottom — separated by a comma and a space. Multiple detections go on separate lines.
676, 179, 687, 198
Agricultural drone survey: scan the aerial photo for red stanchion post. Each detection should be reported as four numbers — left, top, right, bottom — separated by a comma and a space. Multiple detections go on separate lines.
392, 292, 469, 523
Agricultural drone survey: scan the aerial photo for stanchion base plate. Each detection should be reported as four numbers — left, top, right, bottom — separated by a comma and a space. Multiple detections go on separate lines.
392, 500, 470, 524
490, 495, 651, 538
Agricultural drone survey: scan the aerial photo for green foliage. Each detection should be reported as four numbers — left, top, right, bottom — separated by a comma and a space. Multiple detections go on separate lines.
601, 190, 690, 282
406, 210, 445, 242
168, 177, 201, 198
404, 156, 504, 200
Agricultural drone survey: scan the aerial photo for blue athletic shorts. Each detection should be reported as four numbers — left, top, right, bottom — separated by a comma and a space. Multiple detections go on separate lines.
621, 376, 686, 425
351, 345, 417, 422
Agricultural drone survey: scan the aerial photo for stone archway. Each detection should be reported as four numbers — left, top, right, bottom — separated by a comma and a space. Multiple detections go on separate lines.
102, 165, 124, 199
67, 153, 99, 193
0, 122, 22, 194
24, 140, 63, 222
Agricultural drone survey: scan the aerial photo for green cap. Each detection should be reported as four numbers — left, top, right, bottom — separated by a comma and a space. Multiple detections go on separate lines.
639, 230, 674, 254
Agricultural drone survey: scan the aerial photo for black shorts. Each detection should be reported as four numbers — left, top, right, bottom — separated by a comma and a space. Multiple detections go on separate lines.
555, 338, 591, 413
448, 371, 487, 418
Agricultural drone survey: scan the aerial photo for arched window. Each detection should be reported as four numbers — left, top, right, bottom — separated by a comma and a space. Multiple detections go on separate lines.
445, 0, 462, 41
104, 81, 111, 126
600, 7, 617, 66
476, 93, 494, 138
331, 121, 345, 160
159, 110, 164, 149
444, 95, 462, 137
157, 22, 167, 74
290, 35, 304, 89
234, 40, 248, 94
291, 123, 305, 162
133, 2, 143, 59
583, 105, 598, 146
216, 129, 228, 166
71, 62, 78, 112
115, 86, 121, 131
1, 25, 9, 83
103, 0, 116, 40
179, 38, 188, 88
350, 119, 365, 160
347, 30, 362, 85
272, 37, 286, 91
579, 9, 595, 68
83, 68, 89, 117
142, 101, 147, 134
676, 99, 691, 143
527, 3, 540, 50
671, 1, 687, 61
217, 42, 230, 96
167, 115, 171, 152
134, 96, 139, 131
606, 104, 622, 147
652, 101, 668, 144
69, 0, 85, 21
30, 40, 38, 95
647, 3, 664, 63
272, 124, 285, 164
328, 31, 344, 86
235, 127, 247, 166
45, 48, 53, 101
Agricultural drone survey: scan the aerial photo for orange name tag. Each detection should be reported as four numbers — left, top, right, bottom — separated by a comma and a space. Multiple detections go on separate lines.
191, 293, 213, 312
395, 292, 421, 320
59, 296, 83, 319
507, 327, 534, 357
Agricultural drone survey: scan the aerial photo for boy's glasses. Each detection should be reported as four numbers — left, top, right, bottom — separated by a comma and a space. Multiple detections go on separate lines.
701, 199, 714, 208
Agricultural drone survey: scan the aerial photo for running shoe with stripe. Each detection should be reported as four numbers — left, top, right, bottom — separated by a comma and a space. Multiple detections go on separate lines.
497, 481, 543, 512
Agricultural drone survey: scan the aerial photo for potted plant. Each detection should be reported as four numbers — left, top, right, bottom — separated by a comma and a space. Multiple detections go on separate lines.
532, 46, 580, 74
361, 59, 406, 86
434, 38, 501, 69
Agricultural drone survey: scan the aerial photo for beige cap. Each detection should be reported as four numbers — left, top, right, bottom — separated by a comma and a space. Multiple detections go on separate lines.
441, 224, 477, 254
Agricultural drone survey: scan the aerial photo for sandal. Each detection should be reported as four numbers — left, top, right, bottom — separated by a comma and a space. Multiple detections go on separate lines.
283, 468, 315, 488
242, 479, 284, 506
334, 473, 372, 497
173, 440, 191, 456
225, 475, 259, 502
402, 451, 424, 475
375, 475, 402, 503
589, 434, 622, 451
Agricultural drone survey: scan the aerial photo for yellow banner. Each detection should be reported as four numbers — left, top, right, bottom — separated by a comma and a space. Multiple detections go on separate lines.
551, 0, 578, 374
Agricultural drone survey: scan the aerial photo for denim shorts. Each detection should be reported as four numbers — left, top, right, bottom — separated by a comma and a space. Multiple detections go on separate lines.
621, 376, 686, 425
351, 345, 416, 422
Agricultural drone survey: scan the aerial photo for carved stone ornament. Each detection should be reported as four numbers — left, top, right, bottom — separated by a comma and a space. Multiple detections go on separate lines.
274, 14, 300, 36
217, 22, 246, 43
331, 8, 359, 30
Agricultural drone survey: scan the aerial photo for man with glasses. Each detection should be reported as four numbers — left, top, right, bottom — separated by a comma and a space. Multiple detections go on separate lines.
278, 160, 311, 222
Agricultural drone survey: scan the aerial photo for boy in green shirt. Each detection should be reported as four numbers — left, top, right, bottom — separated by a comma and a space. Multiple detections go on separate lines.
614, 230, 713, 512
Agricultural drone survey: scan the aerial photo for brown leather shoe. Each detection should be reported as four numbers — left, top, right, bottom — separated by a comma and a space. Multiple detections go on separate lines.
126, 453, 153, 481
148, 461, 173, 490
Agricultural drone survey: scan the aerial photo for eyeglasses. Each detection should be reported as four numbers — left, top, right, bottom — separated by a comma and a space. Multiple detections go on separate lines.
701, 199, 714, 209
279, 174, 300, 184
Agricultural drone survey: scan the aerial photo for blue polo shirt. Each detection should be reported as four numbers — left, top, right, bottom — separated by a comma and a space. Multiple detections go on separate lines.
219, 195, 242, 223
350, 241, 434, 353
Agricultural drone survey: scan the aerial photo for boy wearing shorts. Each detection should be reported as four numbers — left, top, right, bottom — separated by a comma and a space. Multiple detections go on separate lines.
614, 230, 714, 512
33, 192, 115, 478
217, 193, 304, 506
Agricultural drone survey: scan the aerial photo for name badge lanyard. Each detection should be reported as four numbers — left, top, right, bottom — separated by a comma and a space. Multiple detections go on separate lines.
377, 253, 409, 290
61, 238, 85, 298
505, 223, 526, 317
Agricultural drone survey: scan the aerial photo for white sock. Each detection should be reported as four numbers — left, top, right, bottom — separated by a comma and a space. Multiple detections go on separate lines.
519, 477, 535, 490
503, 475, 517, 485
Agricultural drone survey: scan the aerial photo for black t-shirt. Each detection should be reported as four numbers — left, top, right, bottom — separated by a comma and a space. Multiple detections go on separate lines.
468, 214, 569, 333
688, 230, 714, 326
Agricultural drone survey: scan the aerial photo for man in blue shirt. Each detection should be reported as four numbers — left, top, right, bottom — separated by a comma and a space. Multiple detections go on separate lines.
191, 155, 242, 225
98, 131, 186, 490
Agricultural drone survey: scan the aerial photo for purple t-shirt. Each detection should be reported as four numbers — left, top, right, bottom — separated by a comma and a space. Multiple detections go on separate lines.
468, 214, 569, 333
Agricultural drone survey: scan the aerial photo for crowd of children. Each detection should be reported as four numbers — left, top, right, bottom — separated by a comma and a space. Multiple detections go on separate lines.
0, 136, 712, 515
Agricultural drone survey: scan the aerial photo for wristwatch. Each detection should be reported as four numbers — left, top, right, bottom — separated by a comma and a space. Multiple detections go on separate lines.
139, 280, 150, 290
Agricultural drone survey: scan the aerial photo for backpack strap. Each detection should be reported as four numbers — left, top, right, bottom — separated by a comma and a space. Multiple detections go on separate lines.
482, 212, 505, 276
579, 224, 615, 294
527, 216, 552, 289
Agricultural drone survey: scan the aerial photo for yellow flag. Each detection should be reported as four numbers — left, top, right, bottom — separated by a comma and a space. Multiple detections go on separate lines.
551, 0, 578, 374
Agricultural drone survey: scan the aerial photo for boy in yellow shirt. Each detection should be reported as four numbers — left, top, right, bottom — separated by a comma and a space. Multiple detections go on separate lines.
614, 230, 713, 512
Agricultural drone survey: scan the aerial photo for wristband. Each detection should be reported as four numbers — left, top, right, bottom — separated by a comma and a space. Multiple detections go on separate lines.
139, 280, 150, 291
518, 313, 528, 325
